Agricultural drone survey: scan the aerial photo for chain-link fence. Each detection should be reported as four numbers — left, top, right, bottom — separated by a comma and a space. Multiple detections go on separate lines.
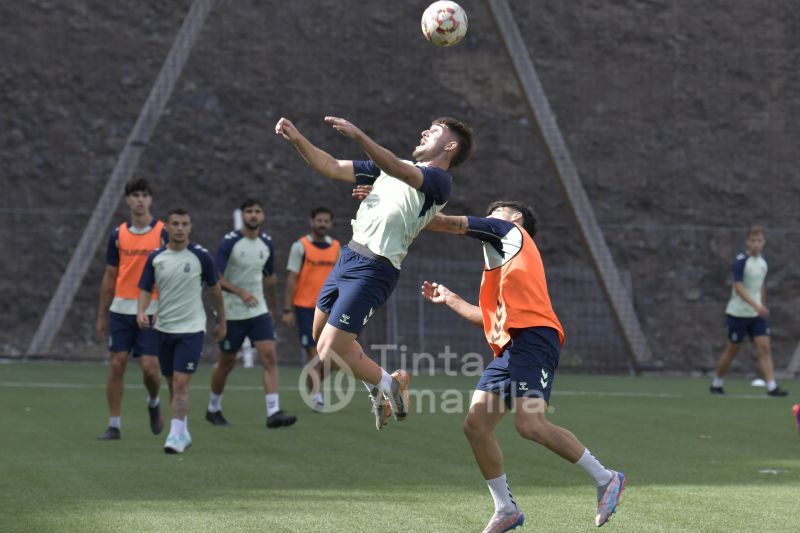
4, 1, 800, 374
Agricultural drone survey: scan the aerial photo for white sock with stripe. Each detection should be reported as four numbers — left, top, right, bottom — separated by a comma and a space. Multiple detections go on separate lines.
486, 474, 517, 513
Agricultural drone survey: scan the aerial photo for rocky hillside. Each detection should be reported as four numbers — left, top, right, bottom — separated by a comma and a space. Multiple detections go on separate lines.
3, 0, 799, 373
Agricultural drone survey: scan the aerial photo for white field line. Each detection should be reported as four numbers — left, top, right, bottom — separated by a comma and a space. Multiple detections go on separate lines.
0, 381, 772, 399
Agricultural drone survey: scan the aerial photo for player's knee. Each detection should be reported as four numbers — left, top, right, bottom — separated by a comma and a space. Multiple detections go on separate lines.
217, 354, 236, 372
260, 349, 277, 368
140, 357, 159, 376
515, 419, 546, 443
108, 355, 128, 376
463, 411, 490, 440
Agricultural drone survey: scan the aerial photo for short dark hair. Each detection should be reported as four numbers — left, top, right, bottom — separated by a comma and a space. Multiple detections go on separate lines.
240, 198, 263, 212
311, 206, 333, 219
124, 177, 152, 196
168, 207, 191, 220
433, 117, 474, 168
747, 225, 764, 238
486, 200, 538, 238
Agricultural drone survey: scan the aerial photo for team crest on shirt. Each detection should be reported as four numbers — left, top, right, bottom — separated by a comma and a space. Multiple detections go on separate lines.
184, 262, 190, 273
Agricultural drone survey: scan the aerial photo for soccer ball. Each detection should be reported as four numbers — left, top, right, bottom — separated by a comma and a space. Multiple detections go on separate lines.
421, 1, 468, 47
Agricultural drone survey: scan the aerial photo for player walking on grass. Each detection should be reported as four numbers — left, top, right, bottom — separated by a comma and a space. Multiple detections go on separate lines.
710, 225, 788, 397
422, 201, 625, 531
205, 199, 297, 429
275, 115, 473, 429
95, 177, 166, 441
138, 208, 226, 454
282, 206, 340, 413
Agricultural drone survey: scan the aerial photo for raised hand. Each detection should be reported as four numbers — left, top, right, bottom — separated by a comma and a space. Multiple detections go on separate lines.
275, 117, 301, 142
324, 116, 362, 139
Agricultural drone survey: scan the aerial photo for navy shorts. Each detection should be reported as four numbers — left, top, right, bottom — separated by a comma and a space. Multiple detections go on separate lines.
726, 314, 769, 344
157, 331, 204, 376
475, 327, 561, 406
219, 313, 276, 353
316, 246, 399, 336
294, 306, 316, 348
108, 311, 158, 357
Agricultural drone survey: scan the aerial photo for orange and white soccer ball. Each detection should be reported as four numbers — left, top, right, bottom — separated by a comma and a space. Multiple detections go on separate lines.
421, 1, 468, 47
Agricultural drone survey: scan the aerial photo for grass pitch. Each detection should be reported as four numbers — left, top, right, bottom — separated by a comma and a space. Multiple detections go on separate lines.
0, 361, 798, 532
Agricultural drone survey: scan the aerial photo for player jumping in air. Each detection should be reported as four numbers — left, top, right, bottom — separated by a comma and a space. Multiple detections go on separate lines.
275, 115, 473, 428
422, 201, 625, 531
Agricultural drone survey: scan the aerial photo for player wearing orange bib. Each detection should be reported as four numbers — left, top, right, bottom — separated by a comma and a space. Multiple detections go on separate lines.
95, 178, 167, 440
423, 201, 625, 531
282, 207, 340, 412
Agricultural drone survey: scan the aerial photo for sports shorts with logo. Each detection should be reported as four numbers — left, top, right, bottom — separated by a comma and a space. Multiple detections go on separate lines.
219, 313, 276, 353
157, 331, 204, 376
294, 306, 316, 348
476, 326, 560, 406
726, 314, 769, 344
108, 311, 158, 357
316, 246, 399, 336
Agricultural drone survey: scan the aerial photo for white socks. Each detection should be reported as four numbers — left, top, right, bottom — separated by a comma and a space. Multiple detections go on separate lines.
312, 393, 324, 404
169, 418, 184, 437
377, 369, 394, 394
148, 396, 160, 408
486, 474, 517, 514
576, 449, 614, 487
767, 380, 778, 392
109, 416, 121, 429
168, 417, 190, 437
266, 393, 280, 417
208, 393, 223, 413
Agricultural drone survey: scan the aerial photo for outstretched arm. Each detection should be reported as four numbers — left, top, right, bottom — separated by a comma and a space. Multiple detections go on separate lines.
325, 116, 424, 189
275, 117, 355, 182
425, 213, 468, 234
421, 281, 483, 327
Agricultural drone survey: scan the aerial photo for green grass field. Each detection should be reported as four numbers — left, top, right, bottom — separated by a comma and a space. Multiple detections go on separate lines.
1, 361, 798, 532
